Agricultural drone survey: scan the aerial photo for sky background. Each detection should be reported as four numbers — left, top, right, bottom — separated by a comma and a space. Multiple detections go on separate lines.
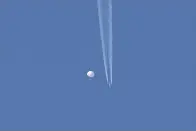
0, 0, 195, 130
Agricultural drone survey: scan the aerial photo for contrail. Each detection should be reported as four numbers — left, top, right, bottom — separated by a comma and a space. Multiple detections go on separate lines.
97, 0, 113, 87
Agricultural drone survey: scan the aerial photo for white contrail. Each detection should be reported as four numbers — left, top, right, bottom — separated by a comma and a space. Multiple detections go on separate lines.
97, 0, 113, 87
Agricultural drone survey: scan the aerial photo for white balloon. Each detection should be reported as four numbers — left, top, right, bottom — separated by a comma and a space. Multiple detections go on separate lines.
87, 71, 95, 78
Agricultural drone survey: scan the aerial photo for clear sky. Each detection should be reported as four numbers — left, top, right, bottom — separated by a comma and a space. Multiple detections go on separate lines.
0, 0, 195, 130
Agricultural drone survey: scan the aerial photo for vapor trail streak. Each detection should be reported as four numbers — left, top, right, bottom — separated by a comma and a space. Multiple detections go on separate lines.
97, 0, 113, 87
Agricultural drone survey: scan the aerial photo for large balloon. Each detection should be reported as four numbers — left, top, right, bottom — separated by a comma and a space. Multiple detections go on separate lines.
87, 71, 95, 78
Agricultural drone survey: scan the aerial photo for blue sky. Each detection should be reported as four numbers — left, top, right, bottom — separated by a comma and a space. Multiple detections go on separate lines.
0, 0, 195, 130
